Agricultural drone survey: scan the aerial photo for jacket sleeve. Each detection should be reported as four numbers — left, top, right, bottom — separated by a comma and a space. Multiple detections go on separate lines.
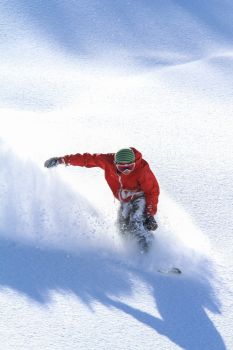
139, 165, 160, 216
62, 153, 112, 170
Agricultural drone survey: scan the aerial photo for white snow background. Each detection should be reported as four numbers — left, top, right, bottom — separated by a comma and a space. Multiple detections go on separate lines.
0, 1, 233, 349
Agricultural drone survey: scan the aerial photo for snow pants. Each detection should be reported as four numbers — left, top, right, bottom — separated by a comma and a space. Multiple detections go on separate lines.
117, 196, 154, 251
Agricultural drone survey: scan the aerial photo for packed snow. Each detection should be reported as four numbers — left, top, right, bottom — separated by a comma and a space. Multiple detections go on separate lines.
1, 1, 233, 349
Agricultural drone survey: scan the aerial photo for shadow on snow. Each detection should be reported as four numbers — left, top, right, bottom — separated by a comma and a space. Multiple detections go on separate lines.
0, 237, 226, 350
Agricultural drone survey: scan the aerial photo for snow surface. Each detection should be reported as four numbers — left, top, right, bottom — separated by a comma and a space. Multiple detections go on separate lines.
1, 1, 233, 349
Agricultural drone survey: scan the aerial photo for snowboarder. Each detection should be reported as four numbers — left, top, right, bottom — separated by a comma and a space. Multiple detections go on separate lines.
44, 147, 160, 252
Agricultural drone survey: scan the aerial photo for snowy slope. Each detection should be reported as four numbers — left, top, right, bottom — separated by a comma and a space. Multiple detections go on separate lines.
1, 1, 233, 349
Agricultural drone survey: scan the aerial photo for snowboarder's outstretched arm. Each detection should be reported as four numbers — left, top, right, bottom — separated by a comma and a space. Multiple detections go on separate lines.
44, 153, 113, 169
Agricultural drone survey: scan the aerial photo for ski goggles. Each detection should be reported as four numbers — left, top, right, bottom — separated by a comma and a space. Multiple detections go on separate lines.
116, 162, 135, 174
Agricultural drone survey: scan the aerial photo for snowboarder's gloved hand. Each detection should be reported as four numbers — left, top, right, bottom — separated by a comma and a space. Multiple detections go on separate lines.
144, 216, 158, 231
44, 157, 64, 168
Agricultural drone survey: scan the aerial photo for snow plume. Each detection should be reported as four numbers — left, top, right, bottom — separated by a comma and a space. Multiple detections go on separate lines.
0, 141, 114, 253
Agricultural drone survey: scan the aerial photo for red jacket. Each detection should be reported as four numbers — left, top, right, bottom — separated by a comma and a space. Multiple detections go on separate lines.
62, 148, 160, 216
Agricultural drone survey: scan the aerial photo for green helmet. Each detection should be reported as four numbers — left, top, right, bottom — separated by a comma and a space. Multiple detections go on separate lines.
114, 148, 135, 164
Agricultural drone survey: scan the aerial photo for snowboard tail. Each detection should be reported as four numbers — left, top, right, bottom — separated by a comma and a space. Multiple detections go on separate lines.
157, 267, 182, 275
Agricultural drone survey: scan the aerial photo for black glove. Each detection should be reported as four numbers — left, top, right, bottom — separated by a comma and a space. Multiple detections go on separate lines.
144, 216, 158, 231
44, 157, 63, 168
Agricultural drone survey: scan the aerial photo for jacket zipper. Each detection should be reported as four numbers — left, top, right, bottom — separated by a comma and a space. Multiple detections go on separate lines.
117, 173, 123, 201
